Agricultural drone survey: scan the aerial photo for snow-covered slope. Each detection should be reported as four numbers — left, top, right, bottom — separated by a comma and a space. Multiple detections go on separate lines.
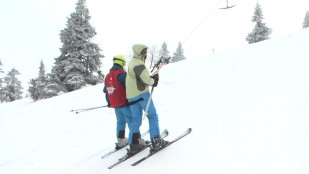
1, 29, 309, 174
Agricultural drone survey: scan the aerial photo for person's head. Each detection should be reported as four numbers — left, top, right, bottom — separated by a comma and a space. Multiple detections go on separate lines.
132, 44, 148, 60
140, 48, 147, 59
113, 55, 126, 67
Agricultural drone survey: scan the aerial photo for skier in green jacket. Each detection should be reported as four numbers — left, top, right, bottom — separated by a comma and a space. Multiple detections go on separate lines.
126, 44, 167, 153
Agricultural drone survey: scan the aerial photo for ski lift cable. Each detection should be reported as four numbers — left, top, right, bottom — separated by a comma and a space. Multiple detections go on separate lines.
183, 0, 225, 44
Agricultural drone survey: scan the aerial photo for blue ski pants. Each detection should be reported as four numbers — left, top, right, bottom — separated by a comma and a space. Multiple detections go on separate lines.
114, 106, 132, 138
128, 92, 161, 144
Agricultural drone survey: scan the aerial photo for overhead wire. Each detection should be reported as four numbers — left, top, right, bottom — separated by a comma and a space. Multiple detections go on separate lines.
183, 0, 225, 44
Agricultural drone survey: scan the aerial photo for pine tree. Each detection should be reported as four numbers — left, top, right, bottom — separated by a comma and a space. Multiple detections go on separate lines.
303, 10, 309, 28
0, 59, 3, 74
28, 78, 40, 101
0, 60, 3, 83
246, 2, 272, 44
38, 60, 46, 82
171, 42, 186, 63
29, 61, 65, 100
0, 60, 4, 102
158, 42, 171, 64
1, 68, 23, 102
29, 61, 47, 100
53, 0, 104, 92
36, 61, 49, 99
44, 72, 66, 98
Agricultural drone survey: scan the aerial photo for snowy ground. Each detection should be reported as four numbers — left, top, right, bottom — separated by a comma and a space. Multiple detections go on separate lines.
1, 29, 309, 174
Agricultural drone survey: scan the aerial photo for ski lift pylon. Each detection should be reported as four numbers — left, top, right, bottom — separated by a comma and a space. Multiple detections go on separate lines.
219, 0, 236, 9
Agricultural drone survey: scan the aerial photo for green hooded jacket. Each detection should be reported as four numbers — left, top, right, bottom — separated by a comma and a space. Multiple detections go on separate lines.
126, 44, 155, 99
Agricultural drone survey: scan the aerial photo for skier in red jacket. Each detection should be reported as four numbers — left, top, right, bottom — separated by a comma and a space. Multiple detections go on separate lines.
103, 55, 132, 149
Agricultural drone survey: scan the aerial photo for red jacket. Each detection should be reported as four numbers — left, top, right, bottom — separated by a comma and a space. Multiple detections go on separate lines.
105, 69, 127, 107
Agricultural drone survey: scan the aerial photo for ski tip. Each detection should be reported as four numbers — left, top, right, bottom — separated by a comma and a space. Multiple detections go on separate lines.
108, 165, 115, 169
162, 129, 169, 137
187, 128, 192, 133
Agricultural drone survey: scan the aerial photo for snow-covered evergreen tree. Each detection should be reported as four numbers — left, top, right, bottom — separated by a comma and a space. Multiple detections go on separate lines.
1, 68, 23, 102
44, 72, 67, 98
0, 59, 3, 74
303, 10, 309, 28
171, 42, 186, 63
38, 60, 46, 82
29, 61, 47, 100
53, 0, 104, 92
158, 42, 171, 64
29, 61, 65, 101
36, 61, 47, 98
0, 60, 3, 83
246, 2, 272, 44
28, 79, 40, 101
0, 60, 4, 102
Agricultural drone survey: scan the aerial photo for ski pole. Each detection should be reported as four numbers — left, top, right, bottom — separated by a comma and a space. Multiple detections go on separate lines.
143, 56, 170, 119
143, 61, 164, 119
143, 85, 155, 120
71, 105, 109, 114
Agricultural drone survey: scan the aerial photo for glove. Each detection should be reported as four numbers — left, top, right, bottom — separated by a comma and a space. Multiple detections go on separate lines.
107, 103, 111, 108
150, 74, 159, 87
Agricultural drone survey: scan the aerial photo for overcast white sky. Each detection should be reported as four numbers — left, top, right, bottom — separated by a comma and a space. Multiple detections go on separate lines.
1, 0, 309, 88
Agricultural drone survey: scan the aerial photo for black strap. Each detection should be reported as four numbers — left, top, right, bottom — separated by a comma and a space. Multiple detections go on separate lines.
123, 98, 144, 107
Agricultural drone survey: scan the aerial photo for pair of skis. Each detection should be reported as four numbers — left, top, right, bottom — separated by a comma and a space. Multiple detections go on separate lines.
107, 129, 169, 169
107, 128, 192, 169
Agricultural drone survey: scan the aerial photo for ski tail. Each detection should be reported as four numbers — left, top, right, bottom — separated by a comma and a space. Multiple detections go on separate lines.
131, 128, 192, 166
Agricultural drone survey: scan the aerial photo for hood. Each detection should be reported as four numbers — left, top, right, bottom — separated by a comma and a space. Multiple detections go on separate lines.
132, 44, 148, 60
110, 64, 123, 71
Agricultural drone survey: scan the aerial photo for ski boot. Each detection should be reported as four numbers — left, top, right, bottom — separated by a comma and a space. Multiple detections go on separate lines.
129, 138, 148, 155
115, 137, 128, 150
151, 136, 169, 151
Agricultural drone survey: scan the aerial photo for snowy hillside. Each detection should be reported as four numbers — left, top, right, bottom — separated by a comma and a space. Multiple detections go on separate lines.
1, 28, 309, 174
